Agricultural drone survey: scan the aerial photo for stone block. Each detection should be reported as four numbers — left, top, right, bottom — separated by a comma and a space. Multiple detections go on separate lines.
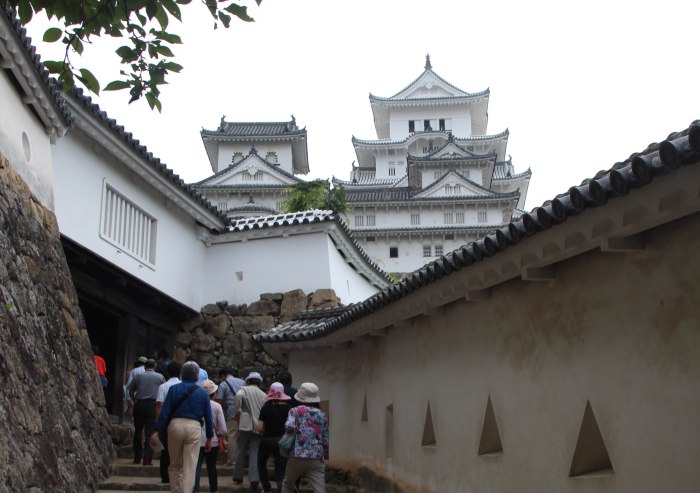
175, 332, 192, 345
191, 333, 215, 352
239, 351, 257, 366
260, 292, 284, 302
201, 303, 222, 316
232, 316, 276, 333
205, 314, 230, 339
223, 334, 243, 355
308, 288, 340, 309
181, 314, 203, 333
241, 333, 255, 352
225, 304, 244, 316
246, 300, 280, 317
280, 289, 307, 316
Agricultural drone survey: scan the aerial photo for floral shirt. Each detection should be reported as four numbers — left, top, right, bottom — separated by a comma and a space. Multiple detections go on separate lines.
285, 405, 329, 460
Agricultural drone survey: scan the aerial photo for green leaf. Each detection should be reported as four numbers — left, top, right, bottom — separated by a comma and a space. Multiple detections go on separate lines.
104, 80, 132, 91
70, 37, 84, 55
43, 27, 63, 43
116, 46, 139, 63
58, 69, 75, 91
218, 11, 231, 28
18, 0, 33, 24
154, 45, 174, 57
78, 68, 100, 94
224, 4, 254, 22
154, 3, 169, 30
145, 92, 162, 112
163, 61, 183, 73
43, 60, 67, 74
145, 0, 158, 19
153, 31, 182, 44
159, 0, 182, 21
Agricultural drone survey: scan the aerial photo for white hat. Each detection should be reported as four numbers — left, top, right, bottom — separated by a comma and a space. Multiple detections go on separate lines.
245, 371, 263, 383
295, 382, 320, 403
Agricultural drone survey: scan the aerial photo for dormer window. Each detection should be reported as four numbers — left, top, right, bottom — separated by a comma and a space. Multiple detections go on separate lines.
232, 152, 244, 163
265, 151, 279, 164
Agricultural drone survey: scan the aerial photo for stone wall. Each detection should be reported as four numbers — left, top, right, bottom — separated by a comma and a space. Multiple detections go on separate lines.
0, 154, 113, 491
173, 288, 341, 382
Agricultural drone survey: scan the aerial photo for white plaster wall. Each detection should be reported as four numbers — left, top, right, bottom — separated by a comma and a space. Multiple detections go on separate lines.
288, 211, 700, 493
348, 204, 503, 230
325, 236, 381, 304
358, 235, 476, 273
203, 233, 332, 305
388, 106, 472, 140
52, 129, 209, 310
0, 71, 55, 209
217, 142, 294, 174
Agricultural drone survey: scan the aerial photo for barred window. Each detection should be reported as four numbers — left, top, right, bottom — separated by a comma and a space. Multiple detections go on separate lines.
478, 211, 488, 223
366, 215, 376, 226
411, 213, 420, 225
389, 167, 396, 176
100, 183, 157, 266
444, 212, 454, 224
423, 245, 432, 257
217, 202, 228, 212
456, 212, 465, 223
355, 215, 364, 226
435, 245, 443, 256
390, 246, 399, 258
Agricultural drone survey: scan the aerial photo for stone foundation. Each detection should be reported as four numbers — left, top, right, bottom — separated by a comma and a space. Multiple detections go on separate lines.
0, 154, 113, 491
173, 288, 341, 382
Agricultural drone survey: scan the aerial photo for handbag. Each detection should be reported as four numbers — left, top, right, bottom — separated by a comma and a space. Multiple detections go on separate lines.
279, 430, 295, 457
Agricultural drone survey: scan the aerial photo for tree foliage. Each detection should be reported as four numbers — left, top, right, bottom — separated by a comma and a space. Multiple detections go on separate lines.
8, 0, 261, 110
281, 179, 348, 215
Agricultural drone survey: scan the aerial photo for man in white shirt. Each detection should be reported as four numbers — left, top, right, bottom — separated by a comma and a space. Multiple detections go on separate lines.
155, 361, 181, 484
216, 367, 245, 466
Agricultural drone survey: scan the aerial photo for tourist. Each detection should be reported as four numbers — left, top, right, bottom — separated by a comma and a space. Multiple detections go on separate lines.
124, 356, 147, 412
280, 383, 329, 493
152, 361, 213, 493
127, 358, 165, 465
257, 382, 293, 493
156, 349, 172, 378
216, 367, 245, 466
156, 361, 181, 484
278, 371, 298, 407
232, 372, 267, 491
193, 379, 227, 493
93, 345, 108, 389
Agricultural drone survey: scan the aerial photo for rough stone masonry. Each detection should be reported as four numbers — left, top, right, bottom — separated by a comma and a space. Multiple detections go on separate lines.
0, 154, 112, 492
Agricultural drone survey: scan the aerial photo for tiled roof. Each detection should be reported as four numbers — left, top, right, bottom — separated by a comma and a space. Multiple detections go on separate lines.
202, 120, 306, 138
352, 129, 509, 146
228, 210, 392, 284
346, 187, 519, 203
193, 148, 302, 186
255, 121, 700, 344
1, 4, 73, 127
68, 88, 229, 225
493, 166, 532, 180
255, 305, 354, 343
226, 204, 278, 214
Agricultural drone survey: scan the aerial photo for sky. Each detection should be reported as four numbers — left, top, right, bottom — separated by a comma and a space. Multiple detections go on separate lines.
25, 0, 700, 210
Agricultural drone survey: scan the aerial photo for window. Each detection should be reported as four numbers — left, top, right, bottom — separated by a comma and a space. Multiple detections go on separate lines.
434, 170, 442, 179
408, 120, 415, 133
423, 245, 432, 257
389, 167, 396, 176
265, 151, 279, 164
217, 202, 228, 212
366, 215, 376, 226
411, 213, 420, 225
276, 201, 284, 211
389, 247, 399, 258
439, 119, 445, 131
445, 234, 454, 240
424, 119, 431, 131
435, 245, 443, 256
478, 211, 488, 223
100, 183, 157, 266
232, 152, 244, 163
355, 215, 364, 227
454, 184, 461, 194
367, 236, 376, 242
444, 212, 454, 224
388, 149, 396, 156
456, 212, 465, 223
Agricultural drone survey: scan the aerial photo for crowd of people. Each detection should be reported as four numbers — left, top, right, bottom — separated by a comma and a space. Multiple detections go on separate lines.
122, 353, 329, 493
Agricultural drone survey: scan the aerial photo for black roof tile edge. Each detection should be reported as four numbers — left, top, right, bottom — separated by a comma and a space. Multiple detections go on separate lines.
2, 3, 74, 127
352, 129, 509, 146
255, 121, 700, 344
68, 87, 230, 227
229, 210, 392, 285
370, 65, 489, 101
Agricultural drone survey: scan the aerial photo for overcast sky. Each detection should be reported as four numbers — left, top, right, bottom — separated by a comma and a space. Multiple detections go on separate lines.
26, 0, 699, 210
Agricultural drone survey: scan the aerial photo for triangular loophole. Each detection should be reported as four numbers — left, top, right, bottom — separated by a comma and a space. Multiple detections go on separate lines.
569, 401, 613, 477
422, 401, 436, 446
361, 392, 368, 422
478, 395, 503, 455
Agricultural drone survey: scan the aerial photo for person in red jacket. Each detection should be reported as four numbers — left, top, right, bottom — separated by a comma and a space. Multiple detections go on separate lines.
93, 345, 108, 389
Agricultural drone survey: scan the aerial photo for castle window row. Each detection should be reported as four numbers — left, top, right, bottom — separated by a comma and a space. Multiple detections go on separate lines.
408, 118, 452, 133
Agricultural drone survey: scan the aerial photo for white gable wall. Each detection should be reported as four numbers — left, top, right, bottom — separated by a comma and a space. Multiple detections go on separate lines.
325, 235, 381, 304
217, 142, 294, 175
52, 129, 209, 310
0, 70, 55, 209
389, 106, 472, 141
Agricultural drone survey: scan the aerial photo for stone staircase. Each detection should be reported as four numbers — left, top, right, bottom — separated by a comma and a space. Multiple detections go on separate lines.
98, 444, 363, 492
